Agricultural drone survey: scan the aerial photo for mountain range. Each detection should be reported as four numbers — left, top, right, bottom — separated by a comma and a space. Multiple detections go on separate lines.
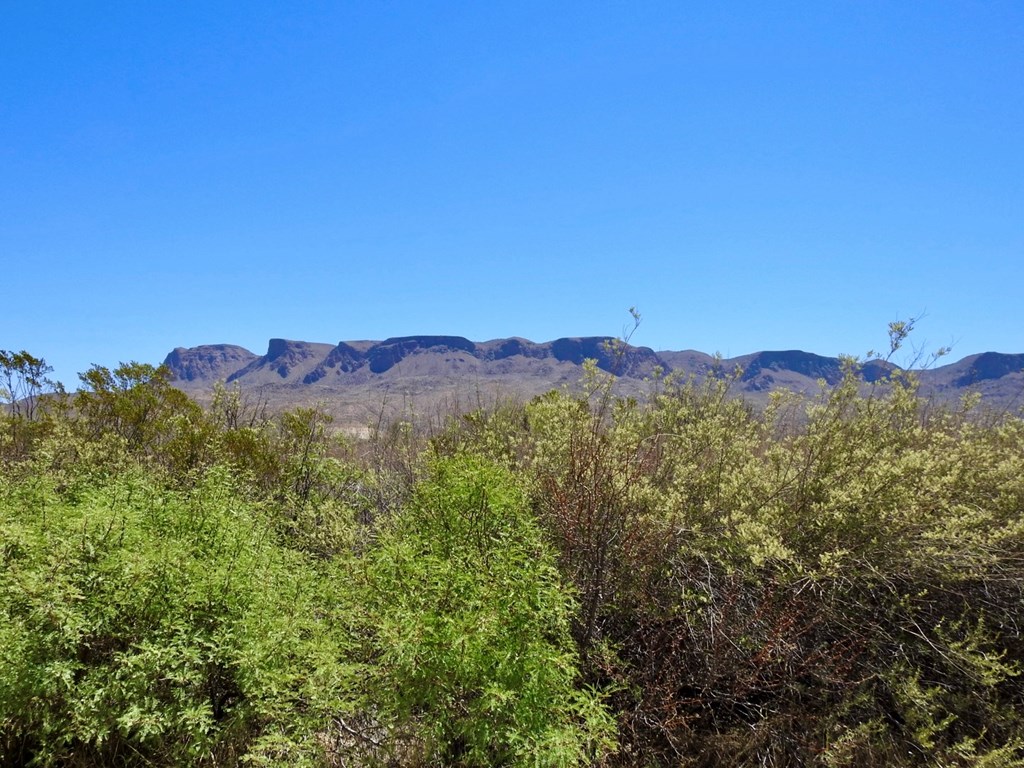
164, 336, 1024, 429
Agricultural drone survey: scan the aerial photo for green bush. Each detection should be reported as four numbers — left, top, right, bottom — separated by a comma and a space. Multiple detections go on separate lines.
6, 340, 1024, 766
470, 365, 1024, 766
0, 465, 357, 767
359, 454, 615, 766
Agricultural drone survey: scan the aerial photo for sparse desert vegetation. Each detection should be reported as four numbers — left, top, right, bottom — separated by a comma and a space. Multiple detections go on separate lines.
3, 334, 1024, 766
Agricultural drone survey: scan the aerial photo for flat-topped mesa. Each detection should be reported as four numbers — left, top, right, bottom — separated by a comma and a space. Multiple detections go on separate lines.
305, 336, 486, 381
163, 344, 257, 383
478, 337, 549, 361
368, 336, 477, 374
548, 337, 666, 377
380, 335, 478, 353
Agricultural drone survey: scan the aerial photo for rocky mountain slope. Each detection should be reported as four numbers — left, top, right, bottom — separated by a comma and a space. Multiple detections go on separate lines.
164, 336, 1024, 429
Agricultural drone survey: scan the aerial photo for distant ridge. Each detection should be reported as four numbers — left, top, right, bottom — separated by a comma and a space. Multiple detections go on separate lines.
164, 337, 1024, 427
163, 344, 257, 382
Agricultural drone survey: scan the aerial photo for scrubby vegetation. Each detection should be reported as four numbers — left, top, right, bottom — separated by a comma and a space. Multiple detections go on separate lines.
2, 329, 1024, 766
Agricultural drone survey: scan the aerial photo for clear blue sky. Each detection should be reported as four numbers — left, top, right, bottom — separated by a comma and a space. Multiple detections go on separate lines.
3, 1, 1022, 386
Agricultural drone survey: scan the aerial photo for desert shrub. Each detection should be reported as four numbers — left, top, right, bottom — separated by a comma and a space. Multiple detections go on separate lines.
73, 363, 206, 468
429, 398, 532, 470
7, 339, 1023, 766
618, 371, 1024, 765
0, 464, 358, 767
498, 361, 1024, 766
358, 454, 616, 766
1, 351, 57, 463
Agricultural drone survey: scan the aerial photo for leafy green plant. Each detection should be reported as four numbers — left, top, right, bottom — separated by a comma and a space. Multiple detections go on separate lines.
0, 465, 357, 767
0, 350, 63, 463
359, 454, 615, 766
5, 331, 1024, 766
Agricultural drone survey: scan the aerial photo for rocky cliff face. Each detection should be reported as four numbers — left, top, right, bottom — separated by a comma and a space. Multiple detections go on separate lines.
162, 345, 257, 382
949, 352, 1024, 386
178, 336, 667, 387
226, 340, 336, 384
162, 336, 1024, 427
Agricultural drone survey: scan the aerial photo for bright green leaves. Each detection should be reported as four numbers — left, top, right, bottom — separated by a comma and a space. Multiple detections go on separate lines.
0, 468, 355, 766
0, 455, 613, 766
361, 455, 615, 766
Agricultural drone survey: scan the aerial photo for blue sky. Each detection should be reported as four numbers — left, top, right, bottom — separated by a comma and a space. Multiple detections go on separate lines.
3, 1, 1022, 386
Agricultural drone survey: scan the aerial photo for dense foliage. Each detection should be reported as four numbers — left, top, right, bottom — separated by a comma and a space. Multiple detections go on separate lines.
2, 340, 1023, 766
